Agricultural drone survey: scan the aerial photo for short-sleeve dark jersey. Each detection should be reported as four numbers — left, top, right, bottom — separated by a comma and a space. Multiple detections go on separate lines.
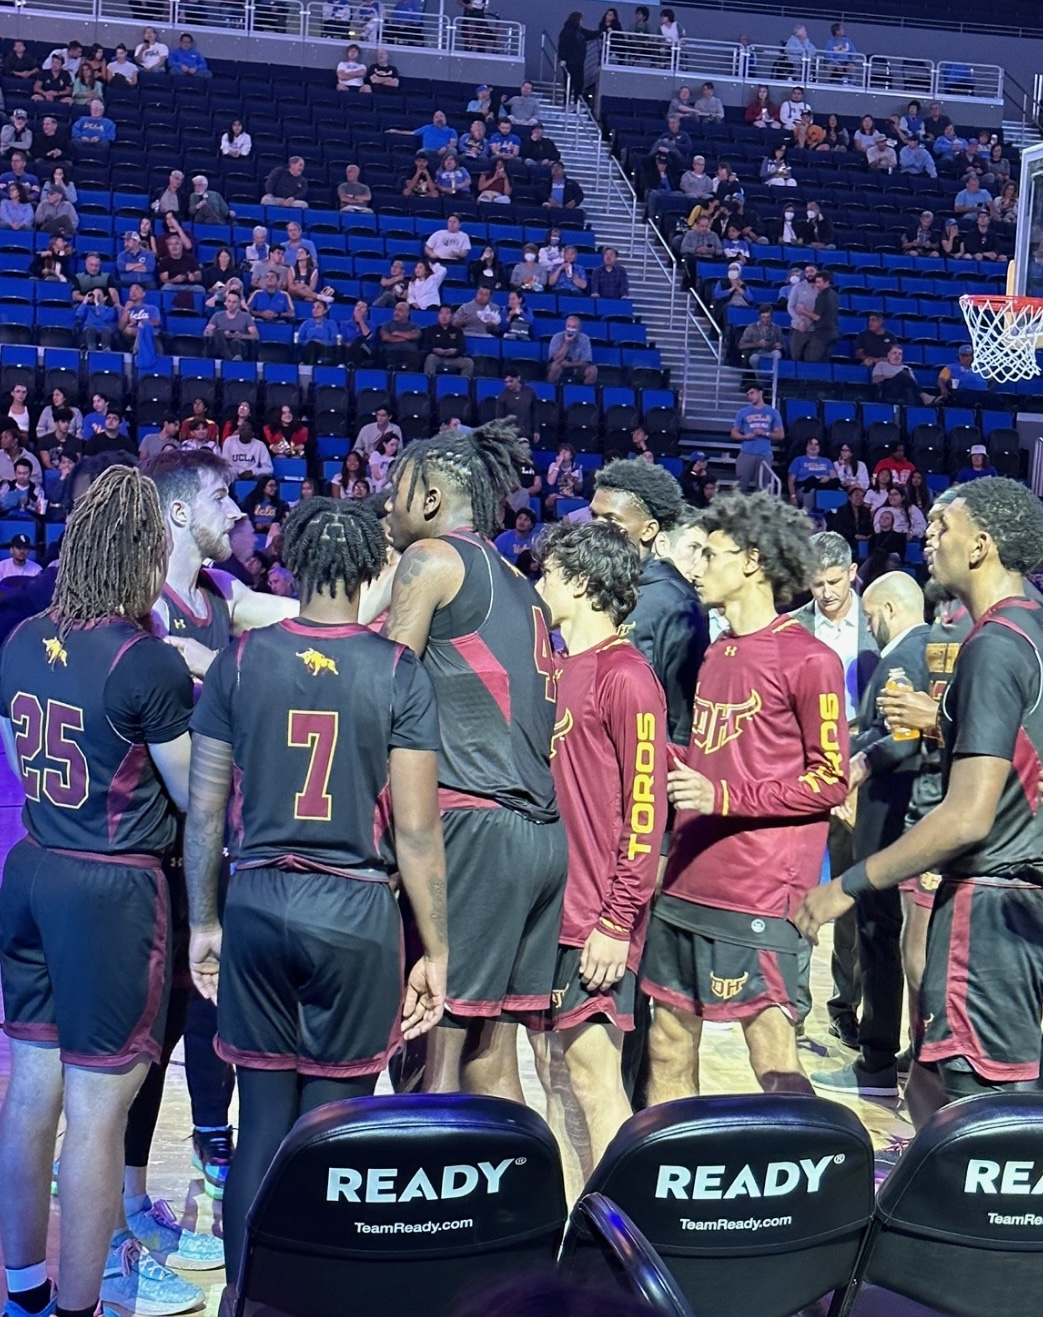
161, 568, 232, 651
0, 614, 193, 856
939, 597, 1043, 883
423, 530, 558, 822
907, 601, 972, 823
191, 618, 440, 875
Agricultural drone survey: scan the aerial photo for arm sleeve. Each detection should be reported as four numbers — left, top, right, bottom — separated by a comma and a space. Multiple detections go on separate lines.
714, 645, 850, 817
598, 665, 668, 936
389, 646, 442, 751
190, 644, 238, 744
106, 635, 195, 744
950, 625, 1039, 762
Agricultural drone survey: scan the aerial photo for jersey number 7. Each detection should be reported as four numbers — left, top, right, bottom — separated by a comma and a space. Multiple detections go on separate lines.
287, 709, 339, 822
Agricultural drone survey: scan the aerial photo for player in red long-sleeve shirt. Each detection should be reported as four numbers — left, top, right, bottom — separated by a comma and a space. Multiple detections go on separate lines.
532, 522, 668, 1175
642, 492, 850, 1103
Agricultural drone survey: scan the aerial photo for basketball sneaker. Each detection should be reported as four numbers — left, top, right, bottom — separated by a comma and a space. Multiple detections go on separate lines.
810, 1060, 900, 1099
125, 1198, 224, 1271
100, 1233, 203, 1316
191, 1125, 234, 1201
2, 1285, 56, 1317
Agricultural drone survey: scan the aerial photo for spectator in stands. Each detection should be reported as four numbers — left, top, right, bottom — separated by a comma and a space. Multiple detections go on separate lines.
872, 345, 926, 406
803, 269, 838, 362
157, 234, 201, 289
823, 22, 857, 78
538, 228, 566, 272
262, 156, 309, 208
745, 84, 782, 129
368, 434, 401, 491
70, 251, 117, 308
833, 442, 869, 493
179, 397, 219, 444
494, 508, 537, 565
354, 408, 401, 457
390, 109, 458, 159
768, 200, 802, 246
830, 484, 872, 551
544, 443, 585, 517
407, 258, 447, 310
263, 405, 310, 458
476, 159, 512, 204
337, 163, 372, 212
0, 388, 28, 442
960, 138, 987, 182
642, 150, 681, 200
71, 99, 115, 155
496, 370, 540, 444
502, 81, 540, 126
118, 283, 161, 350
955, 444, 998, 482
248, 269, 295, 322
907, 468, 933, 516
874, 485, 925, 539
600, 7, 623, 34
295, 299, 339, 363
660, 9, 681, 43
425, 214, 472, 262
511, 244, 548, 292
222, 423, 273, 479
70, 61, 103, 108
452, 284, 502, 336
0, 110, 32, 161
937, 343, 989, 398
902, 209, 940, 256
788, 435, 838, 510
780, 86, 811, 137
864, 466, 892, 511
680, 154, 713, 199
761, 141, 796, 187
467, 84, 494, 120
669, 85, 698, 118
711, 263, 754, 320
168, 32, 211, 77
0, 181, 32, 232
331, 451, 365, 496
937, 217, 965, 259
135, 27, 169, 72
547, 314, 597, 385
421, 303, 473, 377
435, 152, 471, 197
220, 403, 258, 444
853, 114, 878, 154
378, 300, 421, 367
336, 44, 369, 91
459, 120, 490, 172
38, 389, 83, 443
991, 180, 1019, 225
557, 11, 599, 101
252, 244, 290, 291
33, 54, 74, 104
469, 244, 507, 291
680, 214, 723, 263
731, 384, 783, 491
650, 115, 693, 165
962, 210, 1006, 262
245, 225, 269, 269
932, 122, 968, 169
983, 141, 1012, 190
738, 304, 784, 373
899, 100, 925, 140
4, 41, 38, 81
854, 312, 896, 367
367, 48, 400, 89
589, 246, 629, 299
188, 175, 232, 226
711, 160, 742, 202
955, 174, 992, 215
287, 247, 328, 304
865, 132, 897, 171
692, 81, 724, 123
107, 44, 138, 85
873, 440, 915, 485
221, 118, 253, 158
899, 138, 937, 177
205, 288, 259, 360
798, 200, 835, 248
549, 245, 589, 293
117, 231, 156, 297
344, 300, 377, 364
487, 117, 522, 162
402, 153, 436, 198
503, 289, 535, 339
32, 116, 72, 180
372, 259, 408, 307
787, 263, 817, 359
84, 408, 134, 458
817, 112, 849, 151
74, 288, 117, 349
242, 476, 288, 534
785, 23, 816, 67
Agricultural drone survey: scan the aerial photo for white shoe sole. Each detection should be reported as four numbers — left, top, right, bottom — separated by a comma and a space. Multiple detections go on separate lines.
813, 1075, 899, 1098
150, 1248, 224, 1273
98, 1283, 203, 1316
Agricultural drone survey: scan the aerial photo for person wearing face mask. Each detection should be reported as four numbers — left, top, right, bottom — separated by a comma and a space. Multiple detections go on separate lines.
787, 264, 818, 360
511, 244, 549, 291
538, 229, 565, 272
770, 203, 803, 246
797, 201, 835, 249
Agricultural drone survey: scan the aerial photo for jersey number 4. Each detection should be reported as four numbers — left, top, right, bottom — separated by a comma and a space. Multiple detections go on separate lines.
287, 710, 339, 822
11, 694, 90, 809
532, 606, 557, 704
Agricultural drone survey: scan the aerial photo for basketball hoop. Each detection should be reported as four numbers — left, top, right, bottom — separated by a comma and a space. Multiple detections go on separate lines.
959, 294, 1043, 383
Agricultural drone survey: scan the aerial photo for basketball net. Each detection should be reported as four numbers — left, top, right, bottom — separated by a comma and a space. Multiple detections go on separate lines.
960, 293, 1043, 383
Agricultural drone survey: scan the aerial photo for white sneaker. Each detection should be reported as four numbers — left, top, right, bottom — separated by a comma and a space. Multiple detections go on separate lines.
127, 1197, 224, 1271
100, 1232, 204, 1316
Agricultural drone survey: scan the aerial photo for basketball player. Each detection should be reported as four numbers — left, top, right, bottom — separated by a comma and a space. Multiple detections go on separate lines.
0, 468, 193, 1317
642, 492, 850, 1102
798, 477, 1043, 1126
533, 521, 667, 1179
185, 498, 448, 1287
383, 421, 568, 1099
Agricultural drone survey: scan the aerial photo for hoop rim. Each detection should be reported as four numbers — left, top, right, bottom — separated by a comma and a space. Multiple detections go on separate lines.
959, 293, 1043, 313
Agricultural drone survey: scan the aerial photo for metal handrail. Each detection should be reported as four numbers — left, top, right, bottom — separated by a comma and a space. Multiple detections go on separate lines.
646, 218, 723, 414
758, 458, 782, 496
570, 94, 638, 253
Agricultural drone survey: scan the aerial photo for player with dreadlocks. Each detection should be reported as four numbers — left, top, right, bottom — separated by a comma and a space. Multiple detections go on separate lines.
185, 497, 448, 1292
0, 466, 194, 1317
384, 421, 567, 1098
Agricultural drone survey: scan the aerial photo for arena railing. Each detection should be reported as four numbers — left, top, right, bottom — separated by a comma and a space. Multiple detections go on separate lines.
645, 217, 723, 413
601, 31, 1004, 105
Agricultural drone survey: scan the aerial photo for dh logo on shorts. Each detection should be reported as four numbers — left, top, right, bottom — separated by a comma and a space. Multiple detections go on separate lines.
690, 691, 762, 755
296, 648, 340, 677
550, 986, 568, 1009
42, 637, 67, 668
919, 872, 941, 892
710, 970, 749, 1000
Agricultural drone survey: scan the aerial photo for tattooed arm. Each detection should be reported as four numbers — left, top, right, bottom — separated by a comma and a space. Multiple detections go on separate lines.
383, 537, 465, 657
183, 733, 234, 1002
389, 745, 449, 1037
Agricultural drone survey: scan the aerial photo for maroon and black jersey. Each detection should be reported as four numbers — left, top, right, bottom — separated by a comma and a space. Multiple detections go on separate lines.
191, 618, 440, 876
907, 600, 973, 824
939, 597, 1043, 884
161, 568, 232, 651
0, 614, 193, 857
663, 616, 849, 920
551, 636, 667, 973
423, 530, 558, 822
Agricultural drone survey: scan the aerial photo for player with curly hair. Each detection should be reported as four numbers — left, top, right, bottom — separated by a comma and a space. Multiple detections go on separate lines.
799, 477, 1043, 1127
185, 497, 448, 1289
642, 491, 850, 1104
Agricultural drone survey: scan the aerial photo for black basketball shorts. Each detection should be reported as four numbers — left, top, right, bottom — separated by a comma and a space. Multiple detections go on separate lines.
542, 944, 637, 1033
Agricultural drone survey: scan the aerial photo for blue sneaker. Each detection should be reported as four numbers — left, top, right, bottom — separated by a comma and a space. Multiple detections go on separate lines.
100, 1233, 203, 1316
191, 1125, 234, 1201
126, 1197, 224, 1272
2, 1285, 56, 1317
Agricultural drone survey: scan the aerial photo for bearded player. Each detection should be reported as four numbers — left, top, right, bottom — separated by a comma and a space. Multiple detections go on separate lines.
643, 491, 850, 1102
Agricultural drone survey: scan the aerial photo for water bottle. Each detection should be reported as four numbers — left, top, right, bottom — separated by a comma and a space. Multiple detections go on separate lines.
884, 667, 919, 742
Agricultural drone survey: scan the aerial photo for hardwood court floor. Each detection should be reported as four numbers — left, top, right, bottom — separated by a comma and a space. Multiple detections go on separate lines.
0, 754, 915, 1316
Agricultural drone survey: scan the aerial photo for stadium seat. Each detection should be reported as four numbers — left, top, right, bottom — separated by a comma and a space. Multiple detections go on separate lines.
562, 1194, 694, 1315
560, 1094, 874, 1317
234, 1094, 566, 1317
837, 1094, 1043, 1317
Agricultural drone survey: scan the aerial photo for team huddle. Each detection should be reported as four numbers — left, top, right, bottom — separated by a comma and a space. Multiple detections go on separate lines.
1, 425, 1043, 1317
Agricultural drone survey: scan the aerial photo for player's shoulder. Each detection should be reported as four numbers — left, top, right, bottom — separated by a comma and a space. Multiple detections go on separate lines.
769, 615, 844, 670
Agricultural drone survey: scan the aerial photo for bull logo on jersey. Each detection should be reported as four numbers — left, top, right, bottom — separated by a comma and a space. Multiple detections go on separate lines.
549, 709, 573, 759
690, 691, 762, 754
710, 971, 749, 1000
296, 649, 339, 677
42, 637, 67, 668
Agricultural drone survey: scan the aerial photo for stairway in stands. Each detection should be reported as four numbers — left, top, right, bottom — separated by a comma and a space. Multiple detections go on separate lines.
533, 83, 749, 454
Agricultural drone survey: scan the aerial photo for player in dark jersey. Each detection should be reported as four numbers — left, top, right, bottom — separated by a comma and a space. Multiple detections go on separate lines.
642, 492, 849, 1104
185, 498, 448, 1292
531, 521, 667, 1192
383, 421, 568, 1099
799, 477, 1043, 1127
0, 467, 193, 1317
